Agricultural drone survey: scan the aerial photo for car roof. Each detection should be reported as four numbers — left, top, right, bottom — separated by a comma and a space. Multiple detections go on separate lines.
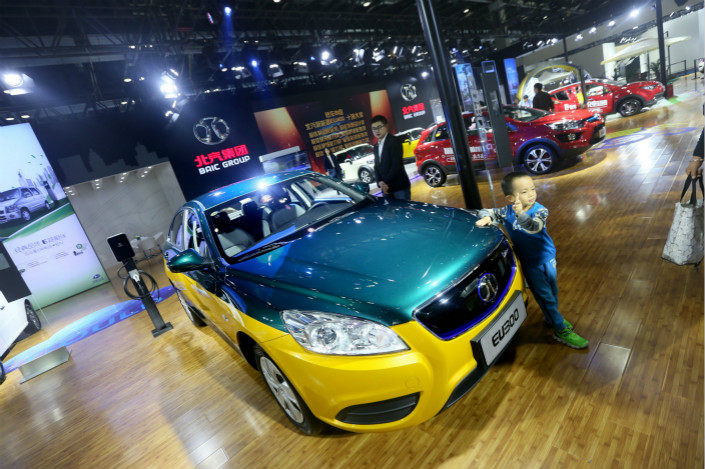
333, 143, 373, 154
189, 170, 313, 210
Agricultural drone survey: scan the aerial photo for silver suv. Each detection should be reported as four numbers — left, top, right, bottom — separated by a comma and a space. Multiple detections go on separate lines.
0, 187, 50, 224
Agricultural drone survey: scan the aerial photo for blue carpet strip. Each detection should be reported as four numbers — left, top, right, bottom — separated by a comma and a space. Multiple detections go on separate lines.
4, 286, 175, 373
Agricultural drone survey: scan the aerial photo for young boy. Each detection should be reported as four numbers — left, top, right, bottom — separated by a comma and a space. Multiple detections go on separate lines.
475, 172, 588, 349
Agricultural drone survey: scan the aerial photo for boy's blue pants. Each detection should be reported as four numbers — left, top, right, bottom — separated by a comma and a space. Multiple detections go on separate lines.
522, 258, 568, 331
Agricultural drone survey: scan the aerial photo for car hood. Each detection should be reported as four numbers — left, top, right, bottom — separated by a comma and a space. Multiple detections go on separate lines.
227, 200, 504, 326
0, 199, 19, 209
532, 109, 600, 124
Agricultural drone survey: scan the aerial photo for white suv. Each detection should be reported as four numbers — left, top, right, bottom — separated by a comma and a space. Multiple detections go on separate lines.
0, 186, 51, 224
334, 144, 377, 183
0, 251, 41, 383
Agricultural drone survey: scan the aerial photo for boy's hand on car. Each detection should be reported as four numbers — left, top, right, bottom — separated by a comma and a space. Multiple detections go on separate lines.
475, 216, 492, 226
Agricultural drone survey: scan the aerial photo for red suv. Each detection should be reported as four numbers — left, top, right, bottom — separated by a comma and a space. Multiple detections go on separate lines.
550, 78, 664, 117
414, 106, 605, 187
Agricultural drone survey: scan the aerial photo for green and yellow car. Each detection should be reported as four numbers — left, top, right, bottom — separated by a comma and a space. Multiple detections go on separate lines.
164, 170, 527, 433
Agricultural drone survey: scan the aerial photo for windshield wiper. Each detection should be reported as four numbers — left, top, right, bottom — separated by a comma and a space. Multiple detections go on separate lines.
235, 240, 294, 262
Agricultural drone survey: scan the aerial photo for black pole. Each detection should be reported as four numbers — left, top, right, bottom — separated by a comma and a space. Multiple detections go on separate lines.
416, 0, 483, 209
655, 0, 669, 94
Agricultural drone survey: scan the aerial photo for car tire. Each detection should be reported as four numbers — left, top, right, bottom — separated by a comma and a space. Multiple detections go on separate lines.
618, 98, 642, 117
44, 201, 51, 210
254, 344, 325, 435
358, 168, 374, 184
0, 361, 5, 386
422, 163, 447, 187
175, 290, 206, 327
24, 302, 41, 334
522, 144, 556, 175
21, 208, 31, 222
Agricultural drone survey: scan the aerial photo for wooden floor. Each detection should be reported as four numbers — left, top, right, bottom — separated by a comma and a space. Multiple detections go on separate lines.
1, 80, 703, 469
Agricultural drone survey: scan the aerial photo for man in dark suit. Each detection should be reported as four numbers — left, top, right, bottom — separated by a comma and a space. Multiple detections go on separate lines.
371, 115, 411, 200
532, 82, 554, 112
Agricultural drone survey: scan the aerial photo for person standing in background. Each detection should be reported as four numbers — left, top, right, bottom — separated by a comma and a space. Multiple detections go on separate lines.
532, 83, 554, 112
323, 146, 342, 180
370, 115, 411, 200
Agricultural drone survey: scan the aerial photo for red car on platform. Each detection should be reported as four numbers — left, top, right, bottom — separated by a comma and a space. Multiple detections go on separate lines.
414, 106, 605, 187
549, 78, 664, 117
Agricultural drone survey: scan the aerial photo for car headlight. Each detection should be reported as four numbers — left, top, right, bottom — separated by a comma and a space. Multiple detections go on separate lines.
5, 205, 18, 212
281, 310, 409, 355
641, 85, 659, 90
547, 120, 582, 131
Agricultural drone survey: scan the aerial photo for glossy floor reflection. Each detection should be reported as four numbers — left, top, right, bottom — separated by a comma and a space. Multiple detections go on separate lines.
0, 78, 702, 469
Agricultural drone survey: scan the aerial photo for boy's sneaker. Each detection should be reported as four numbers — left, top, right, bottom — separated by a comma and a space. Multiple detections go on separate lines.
543, 318, 572, 330
553, 326, 589, 349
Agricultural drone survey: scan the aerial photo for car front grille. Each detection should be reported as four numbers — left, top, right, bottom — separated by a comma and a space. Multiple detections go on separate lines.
590, 124, 605, 143
413, 239, 516, 340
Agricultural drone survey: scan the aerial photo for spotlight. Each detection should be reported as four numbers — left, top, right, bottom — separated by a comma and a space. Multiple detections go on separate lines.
3, 73, 23, 87
608, 20, 615, 27
159, 73, 178, 98
251, 59, 258, 67
575, 34, 584, 41
589, 27, 597, 34
630, 8, 639, 18
224, 6, 232, 15
421, 71, 429, 78
321, 50, 331, 61
207, 12, 214, 24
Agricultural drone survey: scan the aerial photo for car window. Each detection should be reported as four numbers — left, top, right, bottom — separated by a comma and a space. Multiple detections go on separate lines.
185, 210, 209, 257
434, 125, 449, 141
504, 106, 549, 122
587, 85, 605, 97
208, 174, 369, 262
30, 188, 41, 196
553, 90, 570, 101
0, 189, 20, 201
22, 189, 31, 197
167, 211, 186, 250
0, 253, 10, 270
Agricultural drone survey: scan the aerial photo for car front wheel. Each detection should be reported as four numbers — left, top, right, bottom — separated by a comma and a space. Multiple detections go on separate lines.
21, 208, 31, 222
422, 163, 447, 187
358, 168, 374, 184
25, 302, 41, 333
254, 344, 324, 435
523, 144, 556, 175
175, 290, 206, 327
618, 98, 642, 117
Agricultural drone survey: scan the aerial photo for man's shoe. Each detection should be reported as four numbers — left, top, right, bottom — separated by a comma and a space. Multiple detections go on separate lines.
544, 318, 572, 330
553, 326, 589, 349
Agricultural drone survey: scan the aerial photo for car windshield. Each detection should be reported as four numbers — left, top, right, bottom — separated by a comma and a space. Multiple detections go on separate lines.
208, 174, 370, 262
503, 105, 550, 122
0, 189, 20, 201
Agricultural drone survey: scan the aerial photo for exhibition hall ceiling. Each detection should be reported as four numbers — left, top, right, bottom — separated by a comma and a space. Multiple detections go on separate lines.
0, 0, 700, 121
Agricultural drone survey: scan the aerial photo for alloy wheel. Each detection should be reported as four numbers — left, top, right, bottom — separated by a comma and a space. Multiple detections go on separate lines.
524, 147, 554, 174
259, 356, 305, 424
423, 166, 443, 187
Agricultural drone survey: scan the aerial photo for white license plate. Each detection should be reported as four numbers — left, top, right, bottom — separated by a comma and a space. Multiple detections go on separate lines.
598, 127, 606, 138
472, 293, 526, 368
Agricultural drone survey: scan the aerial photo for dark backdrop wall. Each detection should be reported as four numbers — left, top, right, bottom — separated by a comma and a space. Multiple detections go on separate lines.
32, 111, 170, 187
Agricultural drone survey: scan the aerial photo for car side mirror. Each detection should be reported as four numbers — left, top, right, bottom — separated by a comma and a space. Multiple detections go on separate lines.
166, 249, 209, 273
350, 182, 370, 194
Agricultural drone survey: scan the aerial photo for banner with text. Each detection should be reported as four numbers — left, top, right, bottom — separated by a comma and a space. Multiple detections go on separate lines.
254, 90, 393, 172
0, 123, 108, 308
164, 95, 267, 200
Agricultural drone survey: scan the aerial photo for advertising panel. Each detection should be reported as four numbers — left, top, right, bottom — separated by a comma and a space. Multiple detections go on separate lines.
385, 74, 441, 131
164, 95, 267, 200
0, 123, 108, 308
254, 90, 392, 172
504, 58, 520, 102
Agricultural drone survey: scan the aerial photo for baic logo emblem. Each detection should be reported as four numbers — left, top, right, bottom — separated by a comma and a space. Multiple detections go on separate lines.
477, 273, 499, 303
193, 117, 231, 145
400, 83, 417, 102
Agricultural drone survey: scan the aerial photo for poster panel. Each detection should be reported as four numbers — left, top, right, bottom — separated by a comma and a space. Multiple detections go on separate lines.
164, 95, 267, 200
0, 123, 108, 308
254, 90, 391, 173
